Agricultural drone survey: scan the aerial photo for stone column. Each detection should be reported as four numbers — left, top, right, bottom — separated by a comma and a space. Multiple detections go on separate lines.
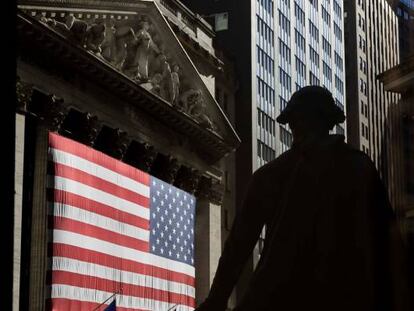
194, 196, 222, 305
28, 125, 49, 311
14, 113, 25, 311
15, 78, 32, 311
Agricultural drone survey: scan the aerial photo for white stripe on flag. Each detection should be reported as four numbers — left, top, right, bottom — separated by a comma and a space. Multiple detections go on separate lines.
52, 230, 195, 277
50, 284, 195, 311
51, 257, 195, 298
50, 147, 150, 197
48, 203, 149, 242
49, 176, 150, 220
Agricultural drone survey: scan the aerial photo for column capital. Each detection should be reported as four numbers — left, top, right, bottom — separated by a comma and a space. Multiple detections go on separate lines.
16, 77, 33, 113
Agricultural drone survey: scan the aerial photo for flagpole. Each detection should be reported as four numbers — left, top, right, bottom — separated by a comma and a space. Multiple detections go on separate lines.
91, 291, 119, 311
166, 304, 178, 311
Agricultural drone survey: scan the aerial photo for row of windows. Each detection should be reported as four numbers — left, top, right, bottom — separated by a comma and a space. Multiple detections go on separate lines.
278, 9, 291, 36
258, 0, 274, 16
322, 61, 332, 81
359, 78, 367, 96
279, 67, 292, 91
358, 35, 366, 53
258, 45, 275, 76
333, 22, 342, 42
321, 5, 331, 25
358, 13, 366, 31
279, 39, 291, 64
258, 78, 276, 106
359, 56, 367, 74
334, 51, 343, 71
335, 98, 344, 111
309, 0, 319, 11
310, 71, 320, 85
258, 109, 276, 135
361, 122, 369, 139
258, 140, 276, 162
280, 126, 293, 147
257, 15, 275, 47
294, 2, 305, 26
322, 36, 332, 57
309, 45, 319, 67
333, 0, 342, 20
361, 100, 368, 118
358, 0, 365, 11
279, 95, 288, 111
294, 28, 306, 51
281, 0, 290, 9
335, 74, 344, 95
309, 19, 319, 41
295, 56, 306, 77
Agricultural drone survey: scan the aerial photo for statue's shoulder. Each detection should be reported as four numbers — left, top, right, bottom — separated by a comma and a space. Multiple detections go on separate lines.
254, 149, 296, 176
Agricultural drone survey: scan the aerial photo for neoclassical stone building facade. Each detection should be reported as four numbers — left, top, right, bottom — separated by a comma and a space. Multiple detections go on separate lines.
15, 0, 239, 309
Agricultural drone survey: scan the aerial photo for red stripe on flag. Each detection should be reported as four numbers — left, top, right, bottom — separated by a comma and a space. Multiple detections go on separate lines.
49, 132, 150, 186
49, 271, 196, 308
48, 298, 149, 311
52, 162, 150, 208
50, 189, 149, 230
49, 217, 149, 253
49, 243, 195, 287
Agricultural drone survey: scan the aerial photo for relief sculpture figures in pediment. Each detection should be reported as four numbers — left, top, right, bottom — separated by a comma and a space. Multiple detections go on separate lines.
37, 12, 216, 132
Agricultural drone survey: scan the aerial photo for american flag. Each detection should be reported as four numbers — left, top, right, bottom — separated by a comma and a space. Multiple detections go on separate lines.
47, 132, 196, 311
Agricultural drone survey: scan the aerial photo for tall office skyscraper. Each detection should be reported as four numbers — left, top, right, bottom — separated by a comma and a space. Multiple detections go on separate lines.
182, 0, 346, 306
344, 0, 400, 181
390, 0, 414, 60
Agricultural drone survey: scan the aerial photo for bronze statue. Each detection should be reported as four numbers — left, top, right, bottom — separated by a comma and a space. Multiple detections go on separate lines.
195, 86, 410, 311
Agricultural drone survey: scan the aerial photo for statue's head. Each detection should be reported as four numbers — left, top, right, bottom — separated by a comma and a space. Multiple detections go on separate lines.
158, 54, 167, 62
277, 86, 345, 131
140, 20, 150, 31
173, 64, 180, 72
151, 73, 162, 84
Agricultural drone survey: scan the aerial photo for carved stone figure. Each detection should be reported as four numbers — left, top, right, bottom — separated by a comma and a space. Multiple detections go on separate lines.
179, 89, 215, 129
149, 73, 163, 95
171, 64, 180, 105
189, 100, 215, 130
102, 24, 136, 69
65, 15, 88, 44
85, 20, 106, 54
41, 15, 88, 45
155, 54, 173, 102
101, 19, 117, 61
121, 33, 140, 78
179, 89, 202, 113
134, 21, 152, 81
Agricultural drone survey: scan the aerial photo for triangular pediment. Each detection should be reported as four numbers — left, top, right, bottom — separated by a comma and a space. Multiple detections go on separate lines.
18, 0, 240, 152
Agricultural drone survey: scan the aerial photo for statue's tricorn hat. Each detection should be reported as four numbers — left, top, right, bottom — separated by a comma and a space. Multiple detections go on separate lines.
276, 86, 345, 129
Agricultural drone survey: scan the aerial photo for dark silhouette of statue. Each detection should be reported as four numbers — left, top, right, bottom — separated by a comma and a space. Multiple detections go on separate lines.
195, 86, 410, 311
